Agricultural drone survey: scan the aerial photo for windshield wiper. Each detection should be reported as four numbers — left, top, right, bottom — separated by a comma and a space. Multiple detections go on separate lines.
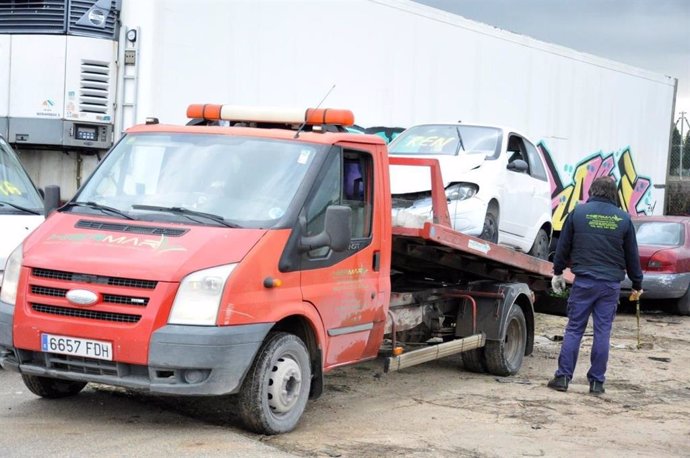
455, 126, 466, 152
131, 205, 241, 228
61, 201, 135, 220
0, 201, 42, 215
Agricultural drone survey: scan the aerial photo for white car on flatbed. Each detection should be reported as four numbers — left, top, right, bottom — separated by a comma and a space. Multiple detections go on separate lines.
389, 123, 553, 259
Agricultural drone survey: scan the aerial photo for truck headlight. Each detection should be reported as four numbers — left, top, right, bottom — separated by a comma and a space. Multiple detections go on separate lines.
445, 183, 478, 201
0, 244, 23, 305
168, 264, 237, 325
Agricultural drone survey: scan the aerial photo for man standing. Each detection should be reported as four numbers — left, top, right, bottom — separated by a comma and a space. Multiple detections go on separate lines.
548, 176, 643, 395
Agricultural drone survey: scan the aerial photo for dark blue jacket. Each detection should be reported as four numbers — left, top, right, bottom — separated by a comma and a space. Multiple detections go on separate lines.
553, 196, 643, 290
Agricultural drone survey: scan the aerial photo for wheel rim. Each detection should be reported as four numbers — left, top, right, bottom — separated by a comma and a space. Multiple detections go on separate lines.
483, 214, 497, 242
535, 232, 549, 259
504, 316, 524, 364
267, 355, 302, 414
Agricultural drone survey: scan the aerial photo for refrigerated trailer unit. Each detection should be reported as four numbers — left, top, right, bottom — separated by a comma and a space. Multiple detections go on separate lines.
0, 0, 678, 220
0, 0, 119, 198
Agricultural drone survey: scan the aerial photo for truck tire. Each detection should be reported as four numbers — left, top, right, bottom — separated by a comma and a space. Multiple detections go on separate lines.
484, 305, 527, 376
461, 348, 486, 373
675, 287, 690, 316
237, 332, 311, 435
528, 228, 550, 260
22, 375, 86, 398
479, 208, 498, 244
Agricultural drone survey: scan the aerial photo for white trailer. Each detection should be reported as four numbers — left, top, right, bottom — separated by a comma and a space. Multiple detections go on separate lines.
0, 0, 678, 225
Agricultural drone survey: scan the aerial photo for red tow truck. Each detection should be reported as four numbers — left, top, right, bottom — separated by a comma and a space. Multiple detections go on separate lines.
0, 105, 564, 434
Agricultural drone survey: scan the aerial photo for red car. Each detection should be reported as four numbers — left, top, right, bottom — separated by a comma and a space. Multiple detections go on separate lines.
621, 216, 690, 315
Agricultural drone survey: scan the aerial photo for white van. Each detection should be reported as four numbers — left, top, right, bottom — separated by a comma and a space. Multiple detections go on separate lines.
389, 124, 553, 259
0, 137, 47, 288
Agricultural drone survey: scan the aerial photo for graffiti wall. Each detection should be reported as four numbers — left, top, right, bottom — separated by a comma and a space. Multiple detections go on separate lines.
538, 142, 654, 231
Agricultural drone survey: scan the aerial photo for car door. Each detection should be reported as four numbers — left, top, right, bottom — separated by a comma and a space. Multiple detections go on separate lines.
501, 134, 534, 239
298, 145, 386, 369
522, 139, 552, 232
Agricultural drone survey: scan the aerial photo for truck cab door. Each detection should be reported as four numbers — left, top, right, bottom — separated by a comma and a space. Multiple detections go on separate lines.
297, 145, 385, 369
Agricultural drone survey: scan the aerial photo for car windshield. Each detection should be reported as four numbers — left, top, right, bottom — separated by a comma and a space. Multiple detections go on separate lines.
73, 133, 322, 227
0, 137, 43, 212
389, 124, 502, 158
634, 221, 684, 246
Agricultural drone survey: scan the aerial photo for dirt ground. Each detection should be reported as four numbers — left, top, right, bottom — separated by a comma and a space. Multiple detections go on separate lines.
4, 309, 688, 457
257, 310, 690, 457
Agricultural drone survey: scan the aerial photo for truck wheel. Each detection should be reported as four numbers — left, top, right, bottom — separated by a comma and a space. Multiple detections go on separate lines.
238, 332, 311, 435
675, 288, 690, 316
461, 348, 486, 373
479, 208, 498, 244
528, 228, 550, 260
484, 305, 527, 376
22, 375, 86, 398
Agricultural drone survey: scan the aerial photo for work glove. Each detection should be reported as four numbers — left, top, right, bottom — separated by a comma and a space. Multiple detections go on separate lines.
551, 274, 566, 294
629, 289, 644, 301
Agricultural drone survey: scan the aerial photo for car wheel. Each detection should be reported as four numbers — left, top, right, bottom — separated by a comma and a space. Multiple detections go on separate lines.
461, 348, 487, 373
479, 208, 498, 244
675, 287, 690, 316
528, 228, 550, 260
237, 332, 311, 435
484, 305, 527, 376
22, 375, 86, 398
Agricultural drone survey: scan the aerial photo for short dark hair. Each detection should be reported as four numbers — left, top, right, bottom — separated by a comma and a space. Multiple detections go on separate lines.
589, 176, 618, 203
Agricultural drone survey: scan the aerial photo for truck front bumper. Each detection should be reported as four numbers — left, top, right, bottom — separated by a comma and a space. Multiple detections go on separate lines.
0, 300, 272, 396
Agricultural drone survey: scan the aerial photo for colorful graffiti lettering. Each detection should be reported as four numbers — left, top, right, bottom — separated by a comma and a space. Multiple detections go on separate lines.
538, 142, 654, 231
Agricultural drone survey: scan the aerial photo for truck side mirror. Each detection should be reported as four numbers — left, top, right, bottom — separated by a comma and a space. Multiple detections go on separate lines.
299, 205, 352, 253
507, 159, 529, 173
43, 185, 61, 215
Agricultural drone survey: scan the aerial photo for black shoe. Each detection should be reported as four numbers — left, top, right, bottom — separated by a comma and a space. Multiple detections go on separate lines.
589, 380, 605, 395
547, 375, 569, 392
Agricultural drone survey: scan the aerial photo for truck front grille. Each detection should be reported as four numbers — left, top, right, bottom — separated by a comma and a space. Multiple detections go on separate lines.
30, 285, 149, 307
31, 285, 68, 297
32, 303, 141, 324
102, 294, 149, 306
32, 268, 157, 290
16, 350, 149, 380
46, 353, 118, 376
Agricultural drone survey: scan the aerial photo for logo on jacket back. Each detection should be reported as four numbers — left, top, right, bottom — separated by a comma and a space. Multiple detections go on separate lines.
586, 214, 623, 230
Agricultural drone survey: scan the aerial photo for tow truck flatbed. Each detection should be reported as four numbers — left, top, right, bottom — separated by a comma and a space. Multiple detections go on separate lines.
388, 156, 573, 292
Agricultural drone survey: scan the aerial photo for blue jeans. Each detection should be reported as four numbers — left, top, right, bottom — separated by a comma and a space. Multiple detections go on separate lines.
555, 276, 620, 383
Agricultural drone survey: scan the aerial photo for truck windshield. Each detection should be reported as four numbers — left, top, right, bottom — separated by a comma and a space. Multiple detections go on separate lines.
389, 124, 502, 158
0, 137, 43, 213
73, 133, 322, 227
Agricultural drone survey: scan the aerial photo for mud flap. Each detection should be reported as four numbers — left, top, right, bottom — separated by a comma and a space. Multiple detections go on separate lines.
454, 281, 534, 357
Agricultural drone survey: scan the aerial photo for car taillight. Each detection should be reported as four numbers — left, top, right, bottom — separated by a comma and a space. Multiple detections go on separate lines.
646, 249, 678, 273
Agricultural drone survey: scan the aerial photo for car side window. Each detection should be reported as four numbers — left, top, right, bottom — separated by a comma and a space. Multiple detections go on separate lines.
507, 135, 530, 174
304, 149, 373, 258
524, 140, 548, 181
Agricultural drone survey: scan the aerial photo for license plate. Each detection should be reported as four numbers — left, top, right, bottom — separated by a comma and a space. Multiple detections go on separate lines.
41, 333, 113, 361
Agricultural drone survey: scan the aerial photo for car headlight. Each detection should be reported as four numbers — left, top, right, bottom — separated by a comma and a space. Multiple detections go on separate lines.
168, 263, 237, 325
445, 183, 478, 201
0, 244, 23, 305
